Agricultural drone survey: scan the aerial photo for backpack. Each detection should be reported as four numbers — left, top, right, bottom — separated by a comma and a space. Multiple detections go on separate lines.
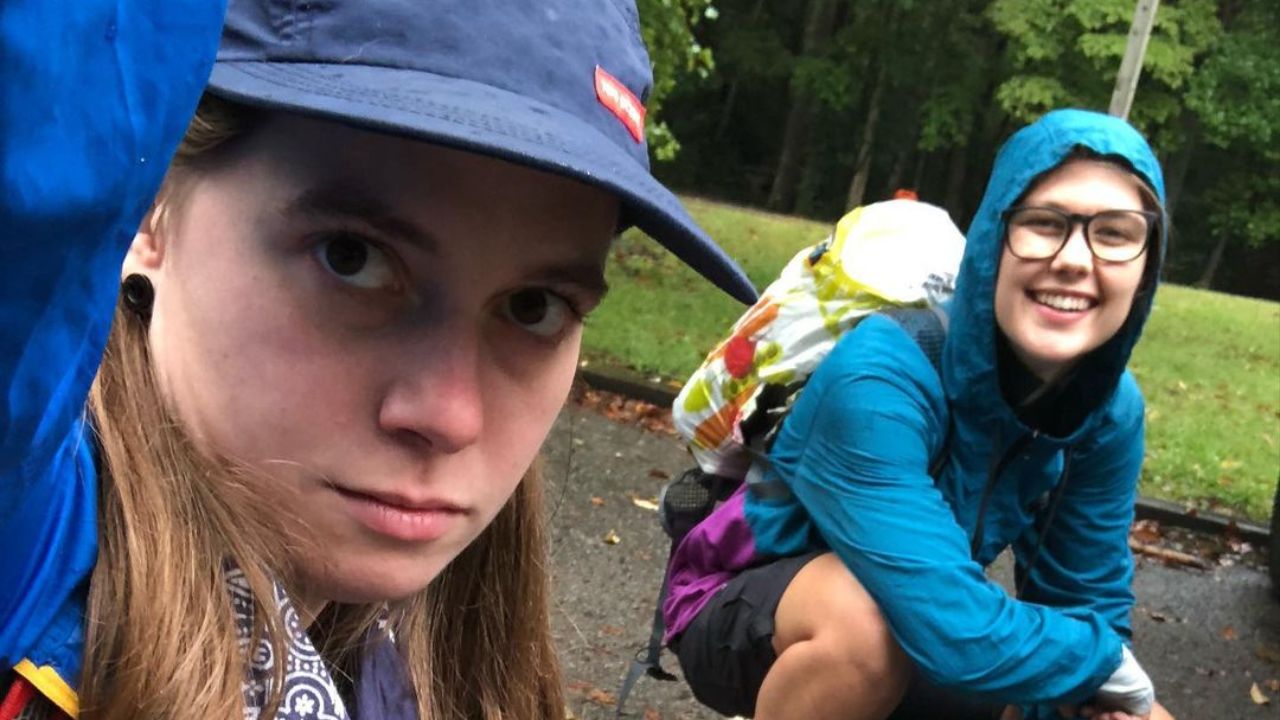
613, 200, 965, 716
672, 199, 964, 483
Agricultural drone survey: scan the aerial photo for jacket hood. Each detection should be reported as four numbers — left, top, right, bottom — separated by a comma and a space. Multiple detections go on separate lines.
942, 108, 1166, 439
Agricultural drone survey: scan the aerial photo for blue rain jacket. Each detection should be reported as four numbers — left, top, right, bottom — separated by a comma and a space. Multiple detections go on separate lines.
745, 109, 1166, 713
0, 1, 224, 713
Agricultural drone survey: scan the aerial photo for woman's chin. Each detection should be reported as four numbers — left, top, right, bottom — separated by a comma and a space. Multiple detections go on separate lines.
295, 550, 452, 605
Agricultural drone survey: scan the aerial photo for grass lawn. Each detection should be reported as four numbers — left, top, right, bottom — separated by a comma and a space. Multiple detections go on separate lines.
582, 196, 1280, 523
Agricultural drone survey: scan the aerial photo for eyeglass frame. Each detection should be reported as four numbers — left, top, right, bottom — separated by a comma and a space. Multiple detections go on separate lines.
1000, 205, 1160, 263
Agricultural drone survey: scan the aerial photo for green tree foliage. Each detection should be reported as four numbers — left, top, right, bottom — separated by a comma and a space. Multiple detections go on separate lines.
644, 0, 1276, 298
636, 0, 717, 160
1177, 1, 1280, 287
988, 0, 1220, 133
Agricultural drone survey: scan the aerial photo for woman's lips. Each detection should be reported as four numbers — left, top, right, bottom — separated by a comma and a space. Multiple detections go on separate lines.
330, 484, 467, 542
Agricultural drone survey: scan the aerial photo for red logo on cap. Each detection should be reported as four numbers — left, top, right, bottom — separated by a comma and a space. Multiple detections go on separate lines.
595, 66, 646, 143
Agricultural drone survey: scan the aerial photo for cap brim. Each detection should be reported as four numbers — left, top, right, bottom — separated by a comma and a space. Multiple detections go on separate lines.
208, 62, 758, 305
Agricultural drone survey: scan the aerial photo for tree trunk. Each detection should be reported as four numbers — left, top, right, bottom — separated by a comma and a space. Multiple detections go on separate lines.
1195, 234, 1228, 289
767, 0, 838, 211
944, 144, 969, 220
1163, 143, 1193, 216
714, 0, 767, 140
714, 82, 741, 140
767, 97, 814, 211
1159, 144, 1193, 278
883, 147, 910, 197
845, 63, 887, 211
1163, 112, 1199, 216
911, 151, 930, 190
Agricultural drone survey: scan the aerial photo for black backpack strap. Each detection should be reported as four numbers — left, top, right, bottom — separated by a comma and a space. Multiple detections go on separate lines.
614, 541, 679, 717
615, 469, 728, 717
877, 305, 948, 375
878, 305, 951, 477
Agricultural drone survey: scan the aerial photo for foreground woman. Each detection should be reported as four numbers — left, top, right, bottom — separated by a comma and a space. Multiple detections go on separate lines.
0, 1, 755, 717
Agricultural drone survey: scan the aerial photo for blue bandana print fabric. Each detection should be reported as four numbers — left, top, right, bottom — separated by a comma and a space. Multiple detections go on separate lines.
229, 569, 351, 720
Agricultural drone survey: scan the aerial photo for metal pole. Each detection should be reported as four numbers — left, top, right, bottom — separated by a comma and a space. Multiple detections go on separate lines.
1109, 0, 1161, 119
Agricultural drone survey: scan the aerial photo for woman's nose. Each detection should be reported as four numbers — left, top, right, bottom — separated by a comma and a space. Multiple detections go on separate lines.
377, 334, 485, 454
1050, 223, 1094, 273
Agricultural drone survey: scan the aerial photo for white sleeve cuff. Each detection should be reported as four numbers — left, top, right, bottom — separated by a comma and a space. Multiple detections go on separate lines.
1094, 645, 1154, 715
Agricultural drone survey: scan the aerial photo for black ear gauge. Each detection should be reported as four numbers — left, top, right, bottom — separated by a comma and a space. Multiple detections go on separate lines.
121, 274, 155, 322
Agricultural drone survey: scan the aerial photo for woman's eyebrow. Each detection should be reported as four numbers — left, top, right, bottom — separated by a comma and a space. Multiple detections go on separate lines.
283, 183, 439, 253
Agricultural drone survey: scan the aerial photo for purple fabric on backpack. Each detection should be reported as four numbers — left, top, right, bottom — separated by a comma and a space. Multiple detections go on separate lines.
662, 486, 760, 643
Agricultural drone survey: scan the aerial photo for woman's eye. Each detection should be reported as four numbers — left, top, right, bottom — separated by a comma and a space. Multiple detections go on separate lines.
1026, 218, 1065, 234
1093, 218, 1144, 244
1094, 227, 1129, 243
315, 234, 399, 290
503, 288, 574, 338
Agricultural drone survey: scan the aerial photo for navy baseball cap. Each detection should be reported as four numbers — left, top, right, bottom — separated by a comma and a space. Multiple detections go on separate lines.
207, 0, 758, 305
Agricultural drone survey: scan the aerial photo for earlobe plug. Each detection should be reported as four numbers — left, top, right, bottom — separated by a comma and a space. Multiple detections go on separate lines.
121, 274, 155, 322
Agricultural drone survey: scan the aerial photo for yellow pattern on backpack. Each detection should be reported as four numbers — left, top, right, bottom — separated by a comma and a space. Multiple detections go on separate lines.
673, 199, 966, 478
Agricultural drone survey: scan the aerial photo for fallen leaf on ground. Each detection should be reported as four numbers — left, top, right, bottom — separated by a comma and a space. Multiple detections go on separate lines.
632, 496, 660, 511
644, 708, 661, 720
1227, 539, 1254, 554
600, 624, 625, 636
590, 496, 606, 507
586, 688, 617, 706
1223, 626, 1239, 641
1130, 519, 1162, 544
566, 680, 592, 692
1250, 682, 1270, 705
648, 468, 670, 480
1267, 679, 1280, 692
572, 388, 677, 435
603, 529, 621, 545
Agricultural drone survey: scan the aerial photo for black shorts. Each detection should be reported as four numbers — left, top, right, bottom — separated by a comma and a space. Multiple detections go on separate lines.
672, 552, 1005, 719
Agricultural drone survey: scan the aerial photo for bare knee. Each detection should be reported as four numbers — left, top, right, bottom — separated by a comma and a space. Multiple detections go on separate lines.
773, 553, 911, 697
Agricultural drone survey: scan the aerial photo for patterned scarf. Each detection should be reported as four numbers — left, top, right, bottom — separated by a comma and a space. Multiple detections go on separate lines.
1, 573, 417, 720
229, 568, 419, 720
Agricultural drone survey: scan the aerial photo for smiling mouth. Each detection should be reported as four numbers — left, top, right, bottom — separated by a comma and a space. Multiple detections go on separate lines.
1029, 290, 1097, 313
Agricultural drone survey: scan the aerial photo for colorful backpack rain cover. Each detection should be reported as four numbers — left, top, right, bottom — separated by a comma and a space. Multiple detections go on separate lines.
672, 199, 966, 479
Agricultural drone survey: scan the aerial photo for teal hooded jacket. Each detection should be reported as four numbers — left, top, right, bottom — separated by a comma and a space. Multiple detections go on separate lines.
0, 1, 224, 711
745, 109, 1166, 709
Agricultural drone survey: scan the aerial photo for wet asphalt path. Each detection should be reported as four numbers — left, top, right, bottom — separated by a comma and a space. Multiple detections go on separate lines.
543, 403, 1280, 720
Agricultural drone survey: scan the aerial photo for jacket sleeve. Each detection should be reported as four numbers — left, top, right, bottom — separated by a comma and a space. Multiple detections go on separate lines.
764, 316, 1125, 706
1013, 373, 1144, 642
0, 0, 225, 683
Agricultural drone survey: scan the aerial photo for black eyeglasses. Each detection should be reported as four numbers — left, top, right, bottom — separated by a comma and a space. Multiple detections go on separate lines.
1001, 206, 1158, 263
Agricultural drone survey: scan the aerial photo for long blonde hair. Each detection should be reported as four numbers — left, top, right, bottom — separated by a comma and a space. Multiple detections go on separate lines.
81, 95, 563, 719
